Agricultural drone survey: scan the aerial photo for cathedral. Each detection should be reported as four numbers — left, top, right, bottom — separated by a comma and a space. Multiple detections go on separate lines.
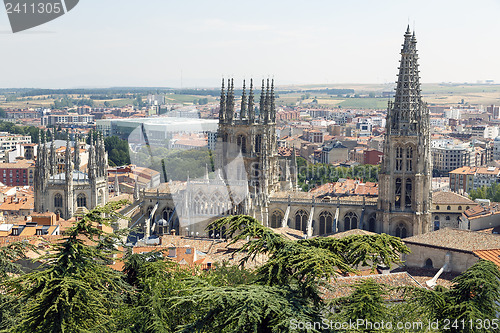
135, 27, 432, 239
34, 131, 109, 219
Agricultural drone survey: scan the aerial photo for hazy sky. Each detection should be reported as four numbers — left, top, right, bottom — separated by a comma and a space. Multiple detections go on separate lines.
1, 0, 499, 88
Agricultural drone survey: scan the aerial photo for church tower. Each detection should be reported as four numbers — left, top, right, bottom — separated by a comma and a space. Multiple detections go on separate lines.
378, 27, 432, 237
215, 78, 281, 225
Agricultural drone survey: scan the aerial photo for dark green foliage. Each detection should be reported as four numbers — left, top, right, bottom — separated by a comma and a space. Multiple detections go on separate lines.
116, 250, 197, 333
469, 183, 500, 202
404, 260, 500, 333
207, 215, 410, 324
0, 241, 35, 279
176, 285, 322, 333
105, 136, 131, 166
6, 201, 130, 333
331, 279, 389, 332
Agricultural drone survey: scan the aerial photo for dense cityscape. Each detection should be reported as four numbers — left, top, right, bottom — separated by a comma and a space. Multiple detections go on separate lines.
1, 1, 500, 332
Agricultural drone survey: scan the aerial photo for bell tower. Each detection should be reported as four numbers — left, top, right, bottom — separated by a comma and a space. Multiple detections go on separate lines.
215, 78, 280, 224
378, 27, 432, 237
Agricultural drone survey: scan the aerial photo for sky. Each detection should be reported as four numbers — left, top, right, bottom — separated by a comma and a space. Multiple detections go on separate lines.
1, 0, 500, 88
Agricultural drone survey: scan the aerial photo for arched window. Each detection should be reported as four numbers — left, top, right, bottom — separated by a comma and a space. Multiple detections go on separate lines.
237, 135, 247, 154
319, 211, 333, 235
294, 210, 308, 233
446, 216, 450, 221
255, 134, 262, 153
434, 219, 440, 231
344, 212, 358, 231
424, 258, 433, 268
395, 223, 407, 238
405, 178, 412, 208
194, 192, 205, 215
77, 194, 87, 208
395, 178, 402, 209
436, 205, 440, 210
147, 206, 154, 218
406, 146, 413, 171
54, 193, 62, 208
163, 207, 174, 222
395, 146, 403, 171
466, 206, 470, 210
368, 216, 376, 232
447, 206, 451, 210
271, 210, 284, 228
97, 189, 103, 206
458, 206, 462, 211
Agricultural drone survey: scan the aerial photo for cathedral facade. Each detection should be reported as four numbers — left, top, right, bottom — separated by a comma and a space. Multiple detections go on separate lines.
34, 131, 109, 219
135, 27, 432, 239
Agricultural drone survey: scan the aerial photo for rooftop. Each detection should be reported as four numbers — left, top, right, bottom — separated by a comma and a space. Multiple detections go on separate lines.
404, 228, 500, 252
432, 191, 476, 205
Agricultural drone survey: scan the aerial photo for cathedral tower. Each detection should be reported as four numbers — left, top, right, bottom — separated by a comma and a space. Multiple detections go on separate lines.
378, 27, 432, 237
215, 78, 281, 225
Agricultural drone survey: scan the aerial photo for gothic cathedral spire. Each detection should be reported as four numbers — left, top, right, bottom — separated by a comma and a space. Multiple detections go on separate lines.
377, 27, 432, 238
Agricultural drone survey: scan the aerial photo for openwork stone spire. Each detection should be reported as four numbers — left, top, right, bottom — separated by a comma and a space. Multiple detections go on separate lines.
389, 25, 426, 136
219, 78, 226, 123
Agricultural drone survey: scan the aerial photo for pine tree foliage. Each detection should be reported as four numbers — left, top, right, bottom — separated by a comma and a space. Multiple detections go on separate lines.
331, 279, 389, 332
116, 251, 198, 333
175, 285, 322, 333
403, 259, 500, 333
208, 215, 409, 291
0, 241, 35, 331
6, 201, 130, 333
0, 241, 35, 279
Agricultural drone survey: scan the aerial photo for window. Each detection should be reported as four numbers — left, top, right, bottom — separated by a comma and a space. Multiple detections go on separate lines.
446, 216, 450, 221
294, 210, 308, 233
319, 211, 333, 235
458, 206, 462, 210
77, 194, 87, 208
395, 146, 403, 171
344, 212, 358, 231
424, 258, 433, 268
447, 206, 451, 210
271, 210, 284, 228
163, 207, 175, 222
395, 178, 402, 209
406, 146, 413, 171
466, 206, 470, 210
54, 193, 63, 208
185, 248, 192, 254
168, 248, 176, 257
368, 216, 376, 232
395, 223, 407, 238
434, 220, 440, 231
405, 178, 412, 208
255, 134, 262, 153
237, 135, 247, 154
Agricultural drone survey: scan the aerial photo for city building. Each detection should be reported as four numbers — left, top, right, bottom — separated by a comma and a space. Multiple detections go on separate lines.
449, 166, 500, 193
0, 132, 31, 152
0, 160, 35, 186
